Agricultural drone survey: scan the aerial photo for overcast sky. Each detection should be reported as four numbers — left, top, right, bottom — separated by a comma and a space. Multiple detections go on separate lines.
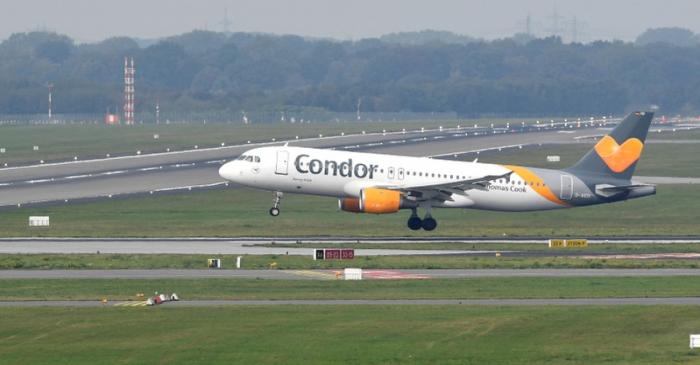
2, 0, 699, 43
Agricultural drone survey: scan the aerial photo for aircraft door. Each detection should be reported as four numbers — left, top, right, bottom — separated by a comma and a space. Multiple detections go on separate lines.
398, 168, 405, 180
388, 167, 395, 179
275, 151, 289, 175
560, 175, 573, 200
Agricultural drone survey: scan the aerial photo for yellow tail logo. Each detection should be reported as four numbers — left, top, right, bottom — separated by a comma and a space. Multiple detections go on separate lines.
594, 135, 644, 173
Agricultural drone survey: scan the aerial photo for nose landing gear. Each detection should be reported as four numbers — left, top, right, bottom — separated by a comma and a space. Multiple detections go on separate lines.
269, 192, 283, 216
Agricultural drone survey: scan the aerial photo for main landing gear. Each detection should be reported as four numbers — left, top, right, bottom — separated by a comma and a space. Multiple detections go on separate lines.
269, 191, 283, 216
406, 208, 438, 231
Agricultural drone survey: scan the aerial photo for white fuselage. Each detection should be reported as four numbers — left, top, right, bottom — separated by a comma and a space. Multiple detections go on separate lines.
219, 146, 568, 212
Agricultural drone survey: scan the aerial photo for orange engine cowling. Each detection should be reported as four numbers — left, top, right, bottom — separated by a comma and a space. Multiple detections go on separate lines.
360, 188, 402, 214
338, 188, 405, 214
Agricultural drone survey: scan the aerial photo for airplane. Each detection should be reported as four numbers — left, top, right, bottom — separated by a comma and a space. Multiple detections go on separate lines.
219, 111, 656, 231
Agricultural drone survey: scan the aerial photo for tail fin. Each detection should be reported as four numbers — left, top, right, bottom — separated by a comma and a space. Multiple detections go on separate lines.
567, 111, 653, 181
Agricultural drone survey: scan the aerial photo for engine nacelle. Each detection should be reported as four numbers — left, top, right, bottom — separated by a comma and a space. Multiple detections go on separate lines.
338, 197, 362, 213
339, 188, 410, 214
360, 188, 402, 214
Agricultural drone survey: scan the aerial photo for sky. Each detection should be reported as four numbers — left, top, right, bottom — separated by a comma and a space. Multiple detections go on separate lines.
2, 0, 699, 43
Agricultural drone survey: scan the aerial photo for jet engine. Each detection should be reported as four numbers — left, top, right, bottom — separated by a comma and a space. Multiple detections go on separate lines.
338, 188, 412, 214
338, 197, 362, 213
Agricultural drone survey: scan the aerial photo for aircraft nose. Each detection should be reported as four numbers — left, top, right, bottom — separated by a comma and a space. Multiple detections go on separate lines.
219, 161, 239, 181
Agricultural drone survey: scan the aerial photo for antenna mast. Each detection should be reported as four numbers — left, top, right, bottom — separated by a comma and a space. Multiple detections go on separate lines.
123, 57, 135, 125
47, 83, 54, 120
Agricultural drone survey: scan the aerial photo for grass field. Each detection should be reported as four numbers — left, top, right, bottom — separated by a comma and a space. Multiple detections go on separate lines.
0, 118, 514, 164
2, 253, 700, 270
2, 276, 700, 301
1, 305, 699, 364
0, 184, 697, 237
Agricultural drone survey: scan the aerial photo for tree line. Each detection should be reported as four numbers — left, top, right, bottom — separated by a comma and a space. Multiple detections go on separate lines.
0, 29, 699, 120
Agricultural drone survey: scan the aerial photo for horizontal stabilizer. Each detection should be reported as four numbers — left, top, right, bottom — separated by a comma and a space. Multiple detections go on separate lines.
595, 183, 656, 198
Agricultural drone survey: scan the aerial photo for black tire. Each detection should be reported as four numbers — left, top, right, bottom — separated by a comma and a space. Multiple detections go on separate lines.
422, 217, 437, 231
407, 216, 422, 230
269, 207, 280, 216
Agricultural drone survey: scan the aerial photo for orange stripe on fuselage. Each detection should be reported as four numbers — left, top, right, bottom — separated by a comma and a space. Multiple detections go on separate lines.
503, 165, 568, 207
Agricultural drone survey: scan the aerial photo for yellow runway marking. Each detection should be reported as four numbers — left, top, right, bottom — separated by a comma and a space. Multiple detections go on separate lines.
114, 301, 148, 307
290, 270, 337, 280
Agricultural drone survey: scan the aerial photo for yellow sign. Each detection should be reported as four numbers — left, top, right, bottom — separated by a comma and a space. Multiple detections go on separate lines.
548, 239, 565, 248
566, 239, 588, 248
548, 239, 588, 248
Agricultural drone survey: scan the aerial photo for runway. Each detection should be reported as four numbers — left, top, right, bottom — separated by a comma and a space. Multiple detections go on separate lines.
1, 297, 700, 307
1, 237, 698, 256
1, 237, 699, 257
0, 239, 497, 255
0, 126, 590, 206
0, 121, 695, 207
3, 268, 700, 280
0, 237, 700, 256
0, 121, 611, 207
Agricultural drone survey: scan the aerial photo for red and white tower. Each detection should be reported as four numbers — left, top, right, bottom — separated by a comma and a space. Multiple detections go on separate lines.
123, 57, 135, 125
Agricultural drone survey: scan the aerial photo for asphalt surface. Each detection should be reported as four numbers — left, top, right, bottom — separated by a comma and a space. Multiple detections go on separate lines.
0, 122, 695, 207
3, 268, 700, 280
0, 129, 453, 183
2, 297, 700, 307
0, 124, 605, 207
0, 239, 490, 255
1, 237, 699, 255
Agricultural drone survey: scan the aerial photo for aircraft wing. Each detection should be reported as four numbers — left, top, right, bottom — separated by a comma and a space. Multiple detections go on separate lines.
383, 171, 514, 202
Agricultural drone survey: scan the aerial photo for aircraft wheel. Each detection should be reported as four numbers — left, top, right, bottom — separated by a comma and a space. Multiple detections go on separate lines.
269, 207, 280, 217
407, 216, 422, 230
422, 217, 437, 231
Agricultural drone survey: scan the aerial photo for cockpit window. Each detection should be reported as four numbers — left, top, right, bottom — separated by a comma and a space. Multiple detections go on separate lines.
237, 155, 247, 161
254, 156, 260, 163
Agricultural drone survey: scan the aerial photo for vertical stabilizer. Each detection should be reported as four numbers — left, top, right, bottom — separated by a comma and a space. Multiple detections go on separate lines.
566, 112, 653, 181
